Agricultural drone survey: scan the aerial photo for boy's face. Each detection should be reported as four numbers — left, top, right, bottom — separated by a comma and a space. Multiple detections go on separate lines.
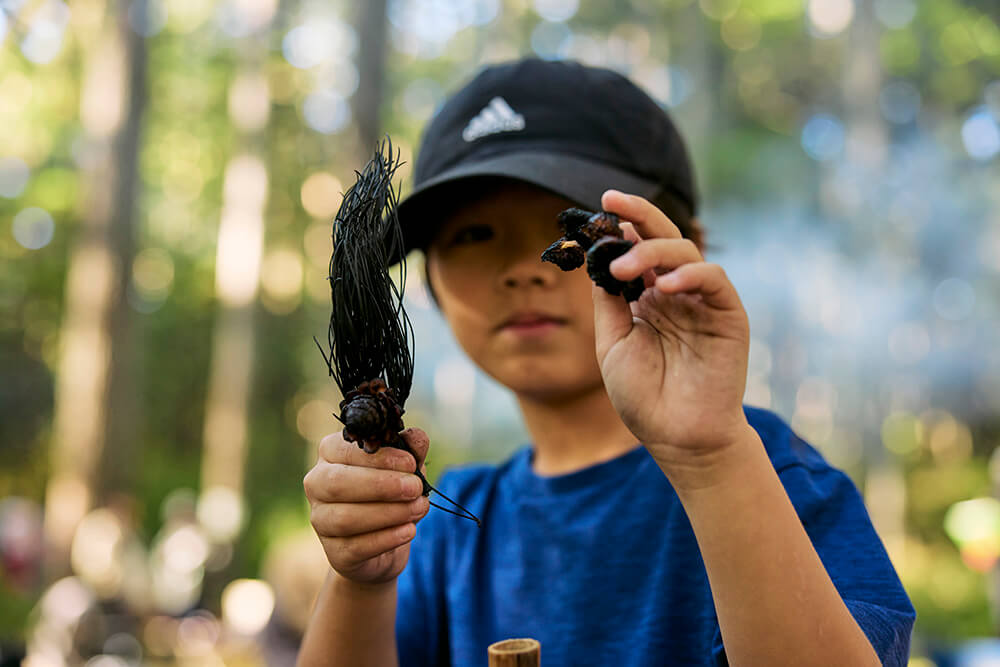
425, 181, 604, 403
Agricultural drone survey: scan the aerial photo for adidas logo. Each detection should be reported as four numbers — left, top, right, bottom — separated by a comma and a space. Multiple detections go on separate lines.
462, 97, 525, 142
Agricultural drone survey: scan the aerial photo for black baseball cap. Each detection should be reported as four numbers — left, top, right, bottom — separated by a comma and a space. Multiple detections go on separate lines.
392, 58, 698, 263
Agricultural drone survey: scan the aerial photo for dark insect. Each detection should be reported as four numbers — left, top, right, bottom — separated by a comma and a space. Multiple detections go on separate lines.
315, 138, 480, 525
541, 207, 645, 301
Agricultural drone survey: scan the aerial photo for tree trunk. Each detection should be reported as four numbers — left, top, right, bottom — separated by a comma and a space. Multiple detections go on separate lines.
44, 0, 146, 578
352, 0, 389, 157
199, 44, 269, 531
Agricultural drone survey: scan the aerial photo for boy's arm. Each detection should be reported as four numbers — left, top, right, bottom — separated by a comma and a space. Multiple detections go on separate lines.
298, 429, 431, 667
661, 426, 882, 666
592, 191, 886, 664
297, 572, 399, 667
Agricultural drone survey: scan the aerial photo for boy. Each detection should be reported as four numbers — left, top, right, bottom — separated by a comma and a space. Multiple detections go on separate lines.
299, 59, 915, 666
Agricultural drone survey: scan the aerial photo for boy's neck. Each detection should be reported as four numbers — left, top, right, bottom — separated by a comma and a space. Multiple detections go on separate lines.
516, 385, 640, 476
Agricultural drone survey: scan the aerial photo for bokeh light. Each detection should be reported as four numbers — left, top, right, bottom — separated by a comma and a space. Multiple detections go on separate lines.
389, 0, 499, 56
174, 611, 219, 658
721, 10, 762, 51
944, 498, 1000, 572
874, 0, 915, 29
961, 108, 1000, 161
700, 0, 740, 22
282, 19, 356, 69
532, 0, 578, 23
165, 0, 211, 33
801, 113, 845, 161
636, 65, 693, 108
215, 0, 278, 37
221, 579, 275, 635
300, 172, 343, 219
70, 509, 124, 596
260, 246, 304, 314
531, 21, 573, 60
38, 576, 94, 630
196, 486, 245, 544
302, 88, 351, 134
933, 278, 976, 322
807, 0, 854, 37
132, 247, 175, 303
21, 1, 70, 64
881, 412, 923, 458
150, 522, 208, 614
0, 156, 30, 197
12, 207, 55, 250
296, 398, 337, 443
228, 71, 271, 132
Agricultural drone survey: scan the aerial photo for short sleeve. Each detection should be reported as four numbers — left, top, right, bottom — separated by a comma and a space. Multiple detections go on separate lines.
776, 462, 916, 666
395, 476, 452, 667
709, 461, 915, 667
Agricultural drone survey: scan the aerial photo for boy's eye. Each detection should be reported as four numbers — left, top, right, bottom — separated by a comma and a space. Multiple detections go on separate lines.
448, 224, 494, 246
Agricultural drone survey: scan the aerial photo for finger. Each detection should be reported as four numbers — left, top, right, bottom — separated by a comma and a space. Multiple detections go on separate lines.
398, 427, 430, 469
608, 238, 703, 282
304, 461, 424, 504
311, 496, 430, 538
592, 283, 634, 361
326, 523, 417, 570
319, 432, 420, 474
601, 190, 682, 240
619, 222, 657, 287
619, 221, 642, 242
654, 262, 744, 311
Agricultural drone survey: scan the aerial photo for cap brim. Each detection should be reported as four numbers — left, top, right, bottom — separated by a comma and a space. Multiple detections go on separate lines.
389, 150, 659, 265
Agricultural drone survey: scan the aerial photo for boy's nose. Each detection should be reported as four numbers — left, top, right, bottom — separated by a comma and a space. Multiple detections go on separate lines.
498, 250, 558, 290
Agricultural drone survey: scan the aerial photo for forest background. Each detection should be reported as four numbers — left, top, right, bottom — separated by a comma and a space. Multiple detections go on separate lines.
2, 0, 1000, 664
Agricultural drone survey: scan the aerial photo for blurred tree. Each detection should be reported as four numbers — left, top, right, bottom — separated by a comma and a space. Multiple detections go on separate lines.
200, 46, 269, 522
353, 0, 390, 155
43, 0, 146, 578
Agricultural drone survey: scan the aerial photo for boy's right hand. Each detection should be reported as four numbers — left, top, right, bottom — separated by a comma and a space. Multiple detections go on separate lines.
304, 427, 431, 586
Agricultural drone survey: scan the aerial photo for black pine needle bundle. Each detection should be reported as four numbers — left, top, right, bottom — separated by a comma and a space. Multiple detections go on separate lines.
319, 139, 414, 408
315, 138, 479, 526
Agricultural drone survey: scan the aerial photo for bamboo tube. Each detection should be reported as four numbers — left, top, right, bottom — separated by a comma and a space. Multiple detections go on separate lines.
487, 638, 540, 667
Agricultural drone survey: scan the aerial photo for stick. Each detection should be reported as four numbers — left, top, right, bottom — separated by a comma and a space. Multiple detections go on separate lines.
487, 638, 540, 667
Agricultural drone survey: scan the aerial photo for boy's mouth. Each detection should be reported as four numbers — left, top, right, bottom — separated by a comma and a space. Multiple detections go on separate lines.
497, 311, 567, 334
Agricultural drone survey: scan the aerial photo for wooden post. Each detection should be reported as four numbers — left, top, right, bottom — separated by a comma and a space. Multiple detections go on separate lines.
488, 638, 540, 667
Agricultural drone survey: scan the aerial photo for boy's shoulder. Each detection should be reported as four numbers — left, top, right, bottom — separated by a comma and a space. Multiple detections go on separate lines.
434, 447, 529, 499
744, 405, 832, 473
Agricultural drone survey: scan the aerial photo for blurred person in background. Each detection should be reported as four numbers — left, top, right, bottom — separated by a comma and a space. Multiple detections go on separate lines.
299, 59, 915, 666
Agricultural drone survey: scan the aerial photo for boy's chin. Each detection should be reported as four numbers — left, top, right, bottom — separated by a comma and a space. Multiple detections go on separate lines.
494, 365, 603, 404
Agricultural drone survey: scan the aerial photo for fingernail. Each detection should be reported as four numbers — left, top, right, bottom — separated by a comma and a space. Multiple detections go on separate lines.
410, 497, 429, 518
403, 476, 423, 498
658, 272, 680, 288
397, 523, 415, 541
610, 255, 633, 272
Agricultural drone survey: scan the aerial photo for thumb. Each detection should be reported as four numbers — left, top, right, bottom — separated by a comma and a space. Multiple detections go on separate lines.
592, 282, 633, 361
399, 427, 430, 471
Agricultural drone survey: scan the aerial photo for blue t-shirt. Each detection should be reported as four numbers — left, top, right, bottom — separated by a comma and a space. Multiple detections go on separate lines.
396, 406, 915, 666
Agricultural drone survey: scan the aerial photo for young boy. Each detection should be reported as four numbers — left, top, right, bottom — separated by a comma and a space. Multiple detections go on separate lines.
299, 59, 915, 666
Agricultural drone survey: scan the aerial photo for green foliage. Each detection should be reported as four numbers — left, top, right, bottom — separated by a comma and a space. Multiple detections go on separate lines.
2, 0, 1000, 654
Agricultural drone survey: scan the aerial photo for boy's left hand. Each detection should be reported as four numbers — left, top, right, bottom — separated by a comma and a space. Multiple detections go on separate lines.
593, 190, 752, 474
